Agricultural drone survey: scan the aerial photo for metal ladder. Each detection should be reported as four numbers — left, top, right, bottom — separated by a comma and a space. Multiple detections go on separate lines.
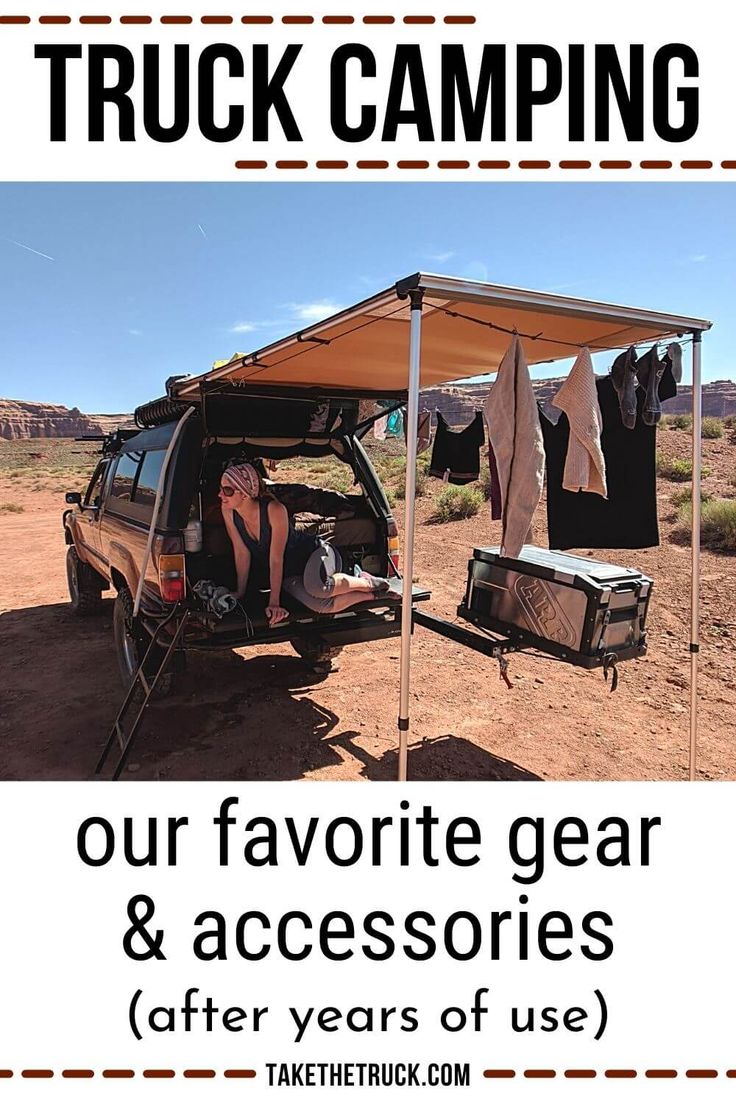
95, 604, 189, 781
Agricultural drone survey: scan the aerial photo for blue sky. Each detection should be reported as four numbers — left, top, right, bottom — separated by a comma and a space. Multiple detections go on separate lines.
0, 183, 732, 411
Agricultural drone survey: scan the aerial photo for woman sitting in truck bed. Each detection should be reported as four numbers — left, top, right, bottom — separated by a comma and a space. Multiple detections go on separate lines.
219, 462, 389, 625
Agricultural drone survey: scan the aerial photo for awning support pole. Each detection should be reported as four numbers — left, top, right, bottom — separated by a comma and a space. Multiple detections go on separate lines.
397, 287, 424, 781
689, 330, 703, 781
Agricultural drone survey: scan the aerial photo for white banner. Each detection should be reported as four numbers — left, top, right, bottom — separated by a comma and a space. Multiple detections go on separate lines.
0, 0, 732, 180
0, 781, 734, 1099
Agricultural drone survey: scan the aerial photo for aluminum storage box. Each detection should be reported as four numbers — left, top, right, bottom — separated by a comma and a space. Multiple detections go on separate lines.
458, 545, 652, 667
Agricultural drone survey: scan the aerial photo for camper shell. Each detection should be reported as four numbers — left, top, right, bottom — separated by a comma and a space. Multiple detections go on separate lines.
63, 381, 430, 690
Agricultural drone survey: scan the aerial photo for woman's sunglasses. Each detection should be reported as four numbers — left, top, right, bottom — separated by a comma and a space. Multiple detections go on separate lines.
219, 484, 236, 497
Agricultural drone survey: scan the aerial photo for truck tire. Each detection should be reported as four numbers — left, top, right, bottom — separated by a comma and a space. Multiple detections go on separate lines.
291, 636, 343, 673
66, 547, 105, 617
113, 587, 179, 697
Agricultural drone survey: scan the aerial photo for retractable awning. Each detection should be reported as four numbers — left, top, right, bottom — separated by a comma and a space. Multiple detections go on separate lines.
174, 273, 711, 396
174, 273, 712, 784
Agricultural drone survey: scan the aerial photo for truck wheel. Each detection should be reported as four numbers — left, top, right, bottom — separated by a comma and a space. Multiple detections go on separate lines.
113, 587, 179, 697
66, 547, 104, 616
291, 636, 343, 673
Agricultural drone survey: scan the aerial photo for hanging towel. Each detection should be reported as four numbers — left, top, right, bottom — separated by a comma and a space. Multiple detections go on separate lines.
551, 346, 607, 497
483, 335, 545, 558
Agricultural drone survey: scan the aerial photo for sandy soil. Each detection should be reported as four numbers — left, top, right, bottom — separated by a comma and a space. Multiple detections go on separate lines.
1, 430, 734, 782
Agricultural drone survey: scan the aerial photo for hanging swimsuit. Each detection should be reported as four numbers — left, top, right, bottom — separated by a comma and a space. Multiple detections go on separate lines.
428, 410, 485, 485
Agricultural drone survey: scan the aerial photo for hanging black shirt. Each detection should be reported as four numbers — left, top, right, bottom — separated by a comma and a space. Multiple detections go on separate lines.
428, 410, 485, 485
541, 364, 676, 550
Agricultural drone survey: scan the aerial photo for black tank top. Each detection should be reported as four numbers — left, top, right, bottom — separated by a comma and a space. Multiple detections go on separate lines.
232, 500, 319, 585
428, 411, 485, 485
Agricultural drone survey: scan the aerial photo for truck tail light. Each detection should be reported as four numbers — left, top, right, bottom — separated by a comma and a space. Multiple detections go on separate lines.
387, 519, 401, 574
158, 554, 186, 603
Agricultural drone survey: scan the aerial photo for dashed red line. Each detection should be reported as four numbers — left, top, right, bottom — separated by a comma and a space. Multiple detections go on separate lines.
61, 1070, 95, 1079
79, 14, 112, 22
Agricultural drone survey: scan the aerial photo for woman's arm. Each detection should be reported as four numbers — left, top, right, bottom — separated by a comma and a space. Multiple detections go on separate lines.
267, 500, 289, 614
223, 511, 251, 598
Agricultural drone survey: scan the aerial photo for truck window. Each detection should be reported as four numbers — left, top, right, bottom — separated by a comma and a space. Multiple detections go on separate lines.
134, 450, 167, 508
111, 452, 142, 501
84, 461, 108, 507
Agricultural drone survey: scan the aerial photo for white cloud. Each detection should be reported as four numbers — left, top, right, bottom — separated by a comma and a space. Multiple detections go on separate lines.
425, 250, 455, 263
690, 254, 707, 263
128, 328, 143, 337
289, 300, 343, 323
229, 321, 257, 333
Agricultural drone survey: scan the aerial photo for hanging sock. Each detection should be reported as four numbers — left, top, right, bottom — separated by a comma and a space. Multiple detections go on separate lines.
483, 335, 545, 558
665, 341, 683, 384
636, 344, 665, 426
551, 346, 607, 497
610, 346, 639, 428
373, 414, 388, 440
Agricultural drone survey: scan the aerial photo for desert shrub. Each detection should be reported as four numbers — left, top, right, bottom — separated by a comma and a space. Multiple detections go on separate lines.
701, 417, 724, 439
384, 487, 397, 508
395, 469, 427, 500
429, 485, 483, 522
670, 487, 713, 508
678, 498, 736, 552
0, 502, 24, 513
724, 415, 736, 429
666, 413, 692, 430
656, 455, 710, 483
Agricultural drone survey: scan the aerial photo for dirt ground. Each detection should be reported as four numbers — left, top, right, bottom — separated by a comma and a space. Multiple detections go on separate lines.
1, 429, 734, 782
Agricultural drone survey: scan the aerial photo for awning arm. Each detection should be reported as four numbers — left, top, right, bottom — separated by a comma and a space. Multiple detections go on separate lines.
689, 330, 703, 781
397, 287, 424, 781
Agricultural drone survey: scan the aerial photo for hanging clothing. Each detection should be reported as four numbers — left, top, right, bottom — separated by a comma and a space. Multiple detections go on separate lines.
483, 335, 546, 558
551, 346, 607, 497
636, 344, 665, 426
386, 408, 404, 438
373, 414, 388, 441
666, 341, 683, 383
428, 410, 485, 485
541, 361, 677, 550
610, 345, 639, 429
416, 408, 432, 454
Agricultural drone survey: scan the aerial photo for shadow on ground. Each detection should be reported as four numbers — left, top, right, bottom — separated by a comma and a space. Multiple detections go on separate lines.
1, 601, 540, 783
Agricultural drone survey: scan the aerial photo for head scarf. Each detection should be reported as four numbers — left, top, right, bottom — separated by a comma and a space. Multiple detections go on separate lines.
222, 462, 260, 498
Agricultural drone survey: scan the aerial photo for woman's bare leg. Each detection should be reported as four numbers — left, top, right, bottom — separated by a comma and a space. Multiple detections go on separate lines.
328, 572, 375, 595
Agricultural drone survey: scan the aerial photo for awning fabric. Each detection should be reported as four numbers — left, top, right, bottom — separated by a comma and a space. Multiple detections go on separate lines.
174, 273, 712, 398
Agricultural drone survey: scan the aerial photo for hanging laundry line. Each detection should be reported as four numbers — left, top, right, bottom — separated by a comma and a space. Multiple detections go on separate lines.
432, 304, 693, 358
